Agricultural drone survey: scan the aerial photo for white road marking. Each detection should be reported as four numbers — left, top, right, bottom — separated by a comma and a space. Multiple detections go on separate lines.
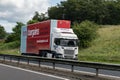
39, 64, 120, 80
0, 63, 69, 80
1, 62, 119, 80
74, 70, 120, 80
19, 62, 120, 80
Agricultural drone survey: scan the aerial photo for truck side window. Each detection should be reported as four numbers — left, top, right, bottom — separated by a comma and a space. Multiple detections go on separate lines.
54, 39, 60, 45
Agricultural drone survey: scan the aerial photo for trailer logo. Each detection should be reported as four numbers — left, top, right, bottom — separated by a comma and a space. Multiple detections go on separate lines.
37, 39, 48, 43
28, 29, 39, 37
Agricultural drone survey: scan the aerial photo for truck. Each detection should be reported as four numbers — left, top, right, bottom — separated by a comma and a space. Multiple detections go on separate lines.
20, 19, 78, 59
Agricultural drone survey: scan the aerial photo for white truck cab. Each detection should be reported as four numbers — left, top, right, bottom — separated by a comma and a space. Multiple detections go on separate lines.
51, 28, 78, 59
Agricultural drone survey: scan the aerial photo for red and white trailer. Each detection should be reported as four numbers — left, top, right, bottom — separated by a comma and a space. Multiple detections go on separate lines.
21, 20, 78, 59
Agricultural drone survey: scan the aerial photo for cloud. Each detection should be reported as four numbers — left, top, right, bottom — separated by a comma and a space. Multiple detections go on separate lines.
0, 0, 50, 32
0, 20, 16, 32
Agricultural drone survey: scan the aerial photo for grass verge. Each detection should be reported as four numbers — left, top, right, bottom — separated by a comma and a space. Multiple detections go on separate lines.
78, 25, 120, 64
0, 41, 20, 55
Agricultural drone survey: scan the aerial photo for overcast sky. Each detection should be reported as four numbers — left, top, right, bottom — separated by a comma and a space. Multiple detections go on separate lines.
0, 0, 65, 32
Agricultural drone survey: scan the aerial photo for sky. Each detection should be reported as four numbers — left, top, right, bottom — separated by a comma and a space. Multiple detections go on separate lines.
0, 0, 65, 33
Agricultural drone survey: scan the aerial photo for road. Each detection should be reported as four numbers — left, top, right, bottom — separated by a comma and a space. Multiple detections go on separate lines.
40, 62, 120, 77
20, 60, 120, 78
0, 63, 69, 80
0, 56, 120, 78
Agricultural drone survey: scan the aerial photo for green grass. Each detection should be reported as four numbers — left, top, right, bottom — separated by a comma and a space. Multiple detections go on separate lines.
0, 41, 20, 55
78, 25, 120, 64
0, 48, 20, 55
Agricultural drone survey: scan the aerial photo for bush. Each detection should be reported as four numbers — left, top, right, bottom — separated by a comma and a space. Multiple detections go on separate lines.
5, 33, 15, 43
73, 20, 99, 48
0, 41, 20, 50
5, 22, 24, 43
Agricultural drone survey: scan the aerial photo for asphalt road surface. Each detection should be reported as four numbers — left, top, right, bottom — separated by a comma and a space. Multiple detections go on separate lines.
0, 63, 69, 80
0, 56, 120, 78
33, 61, 120, 77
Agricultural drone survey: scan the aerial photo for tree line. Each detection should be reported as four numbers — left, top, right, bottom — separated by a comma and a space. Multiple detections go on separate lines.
48, 0, 120, 25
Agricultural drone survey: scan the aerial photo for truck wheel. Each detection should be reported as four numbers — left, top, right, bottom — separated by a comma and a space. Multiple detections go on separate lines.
51, 51, 57, 58
21, 53, 24, 55
40, 51, 47, 57
44, 51, 47, 57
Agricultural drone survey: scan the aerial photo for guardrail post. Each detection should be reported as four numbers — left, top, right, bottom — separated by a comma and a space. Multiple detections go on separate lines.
3, 55, 5, 62
38, 60, 41, 67
71, 65, 74, 72
53, 62, 55, 69
10, 56, 12, 62
27, 58, 29, 65
96, 68, 99, 77
17, 58, 20, 65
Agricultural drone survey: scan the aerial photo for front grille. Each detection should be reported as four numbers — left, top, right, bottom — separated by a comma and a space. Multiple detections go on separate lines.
64, 50, 74, 58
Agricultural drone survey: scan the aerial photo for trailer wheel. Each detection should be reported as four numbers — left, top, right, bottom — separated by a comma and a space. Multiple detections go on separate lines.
21, 53, 27, 55
40, 51, 47, 57
21, 53, 24, 55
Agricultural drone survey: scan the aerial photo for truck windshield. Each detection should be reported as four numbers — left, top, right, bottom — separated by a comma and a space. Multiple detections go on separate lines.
54, 38, 78, 47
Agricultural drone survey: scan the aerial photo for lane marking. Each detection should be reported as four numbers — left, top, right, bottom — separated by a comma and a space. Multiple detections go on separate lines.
74, 70, 120, 79
1, 62, 119, 80
19, 62, 120, 79
39, 64, 120, 79
98, 74, 120, 80
32, 63, 120, 79
0, 63, 69, 80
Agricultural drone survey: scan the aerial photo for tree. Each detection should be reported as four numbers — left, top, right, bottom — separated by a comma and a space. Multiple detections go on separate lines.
48, 6, 63, 19
5, 22, 24, 43
104, 0, 120, 24
73, 20, 99, 48
0, 25, 6, 39
27, 11, 48, 24
48, 0, 120, 24
13, 22, 24, 41
32, 11, 40, 21
27, 20, 39, 24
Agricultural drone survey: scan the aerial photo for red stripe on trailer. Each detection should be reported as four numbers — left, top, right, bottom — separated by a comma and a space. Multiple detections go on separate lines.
57, 20, 70, 28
